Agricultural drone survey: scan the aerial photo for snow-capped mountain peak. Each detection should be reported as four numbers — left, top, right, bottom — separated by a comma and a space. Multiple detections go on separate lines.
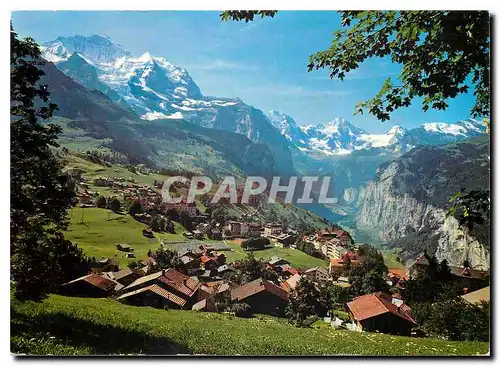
267, 110, 486, 156
387, 125, 407, 135
43, 35, 131, 64
42, 34, 204, 117
265, 110, 309, 147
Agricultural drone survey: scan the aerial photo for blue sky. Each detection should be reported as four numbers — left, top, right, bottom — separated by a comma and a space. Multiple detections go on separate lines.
12, 11, 476, 133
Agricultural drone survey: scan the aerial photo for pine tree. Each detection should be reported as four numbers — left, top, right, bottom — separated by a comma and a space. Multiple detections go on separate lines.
11, 26, 79, 300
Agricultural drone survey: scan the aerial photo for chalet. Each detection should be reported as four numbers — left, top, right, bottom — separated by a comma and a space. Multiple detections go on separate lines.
277, 264, 299, 279
315, 229, 337, 242
199, 244, 216, 254
461, 286, 490, 305
387, 268, 409, 287
91, 257, 120, 272
117, 284, 187, 309
329, 258, 347, 277
269, 256, 291, 267
177, 247, 203, 259
332, 229, 353, 247
214, 252, 227, 266
199, 269, 218, 281
60, 274, 118, 297
142, 227, 154, 238
217, 264, 235, 276
247, 223, 263, 237
304, 267, 329, 283
116, 243, 134, 252
276, 233, 295, 248
192, 229, 204, 240
264, 223, 283, 237
231, 278, 289, 317
121, 268, 201, 307
208, 224, 222, 240
192, 297, 218, 312
407, 254, 430, 278
198, 281, 232, 301
180, 255, 201, 275
196, 223, 211, 234
226, 221, 242, 236
280, 273, 302, 293
201, 256, 218, 270
346, 292, 417, 335
111, 267, 143, 287
450, 266, 489, 290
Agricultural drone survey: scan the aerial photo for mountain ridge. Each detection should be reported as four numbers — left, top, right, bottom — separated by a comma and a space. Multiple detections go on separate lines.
266, 110, 487, 157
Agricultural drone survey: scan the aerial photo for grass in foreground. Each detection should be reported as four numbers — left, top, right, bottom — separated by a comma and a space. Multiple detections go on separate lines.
64, 207, 186, 266
11, 294, 489, 356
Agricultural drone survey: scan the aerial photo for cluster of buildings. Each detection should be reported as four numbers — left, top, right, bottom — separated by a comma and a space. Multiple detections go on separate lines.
58, 243, 490, 338
303, 227, 354, 260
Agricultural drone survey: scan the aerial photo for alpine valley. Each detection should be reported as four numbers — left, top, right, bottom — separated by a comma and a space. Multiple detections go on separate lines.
41, 34, 489, 268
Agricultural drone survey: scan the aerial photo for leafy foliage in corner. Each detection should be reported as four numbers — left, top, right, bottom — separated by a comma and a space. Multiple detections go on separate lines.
220, 10, 277, 22
308, 11, 490, 121
221, 10, 490, 121
11, 26, 84, 300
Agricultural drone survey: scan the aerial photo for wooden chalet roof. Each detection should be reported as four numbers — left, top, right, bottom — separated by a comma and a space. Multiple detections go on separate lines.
157, 268, 201, 298
62, 274, 116, 292
122, 271, 164, 291
450, 266, 489, 280
117, 284, 186, 307
231, 278, 288, 302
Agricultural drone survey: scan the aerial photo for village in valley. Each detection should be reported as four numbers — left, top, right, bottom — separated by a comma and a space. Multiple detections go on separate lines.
9, 10, 491, 355
60, 167, 490, 337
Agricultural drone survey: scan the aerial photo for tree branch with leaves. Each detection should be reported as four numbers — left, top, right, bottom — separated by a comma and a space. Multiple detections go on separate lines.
222, 10, 490, 122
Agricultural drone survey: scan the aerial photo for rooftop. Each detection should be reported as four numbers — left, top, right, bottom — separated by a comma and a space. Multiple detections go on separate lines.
117, 284, 186, 307
347, 292, 417, 324
231, 278, 288, 302
462, 286, 490, 305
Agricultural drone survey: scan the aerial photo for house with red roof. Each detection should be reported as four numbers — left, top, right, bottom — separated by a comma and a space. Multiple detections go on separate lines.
121, 268, 201, 307
346, 291, 417, 335
60, 274, 119, 297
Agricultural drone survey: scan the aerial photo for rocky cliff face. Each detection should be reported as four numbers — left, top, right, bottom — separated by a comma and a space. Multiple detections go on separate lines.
355, 138, 490, 270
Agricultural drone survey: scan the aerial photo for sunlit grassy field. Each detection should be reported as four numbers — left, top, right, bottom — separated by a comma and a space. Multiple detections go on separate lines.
11, 294, 489, 356
223, 240, 328, 269
64, 207, 186, 266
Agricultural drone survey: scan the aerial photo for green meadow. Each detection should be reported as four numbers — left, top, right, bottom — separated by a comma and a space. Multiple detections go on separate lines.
11, 294, 489, 356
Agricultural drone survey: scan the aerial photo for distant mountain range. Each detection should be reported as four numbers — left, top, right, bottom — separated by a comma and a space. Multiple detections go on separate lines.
266, 110, 486, 156
42, 35, 486, 162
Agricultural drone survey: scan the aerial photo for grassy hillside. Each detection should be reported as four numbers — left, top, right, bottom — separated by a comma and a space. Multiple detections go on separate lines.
11, 294, 489, 356
224, 240, 327, 269
64, 208, 186, 266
